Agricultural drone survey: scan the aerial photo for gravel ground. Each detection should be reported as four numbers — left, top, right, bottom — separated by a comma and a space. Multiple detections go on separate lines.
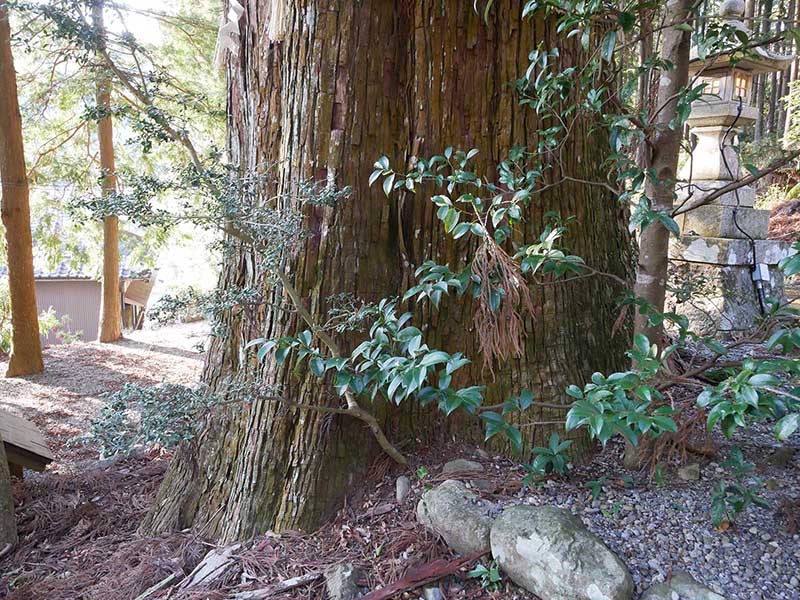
486, 420, 800, 600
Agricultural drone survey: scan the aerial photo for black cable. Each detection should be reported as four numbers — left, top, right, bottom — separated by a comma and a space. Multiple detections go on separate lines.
720, 94, 767, 315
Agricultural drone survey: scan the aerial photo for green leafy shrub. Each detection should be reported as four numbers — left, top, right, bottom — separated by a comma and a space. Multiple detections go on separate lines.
467, 561, 502, 590
586, 476, 608, 501
710, 448, 769, 529
147, 286, 207, 325
76, 383, 221, 456
525, 432, 573, 481
38, 307, 83, 345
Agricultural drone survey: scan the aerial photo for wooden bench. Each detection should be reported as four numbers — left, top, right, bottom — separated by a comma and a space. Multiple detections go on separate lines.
0, 408, 54, 478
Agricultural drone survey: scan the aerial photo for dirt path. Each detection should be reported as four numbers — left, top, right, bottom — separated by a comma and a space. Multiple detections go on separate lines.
0, 322, 207, 464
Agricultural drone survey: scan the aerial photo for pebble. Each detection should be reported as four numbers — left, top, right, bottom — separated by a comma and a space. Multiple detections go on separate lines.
396, 476, 411, 503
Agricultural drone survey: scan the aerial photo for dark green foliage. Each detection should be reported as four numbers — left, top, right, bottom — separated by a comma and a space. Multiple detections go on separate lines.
710, 448, 769, 528
525, 432, 573, 481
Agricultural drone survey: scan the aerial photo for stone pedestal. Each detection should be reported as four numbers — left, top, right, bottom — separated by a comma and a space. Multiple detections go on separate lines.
681, 125, 742, 181
669, 236, 793, 335
676, 204, 771, 239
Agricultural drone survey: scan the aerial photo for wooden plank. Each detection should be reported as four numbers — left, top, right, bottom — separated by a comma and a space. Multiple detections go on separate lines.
5, 445, 50, 472
0, 409, 54, 466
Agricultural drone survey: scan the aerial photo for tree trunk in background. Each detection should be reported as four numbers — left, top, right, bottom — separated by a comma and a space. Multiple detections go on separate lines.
0, 3, 43, 378
93, 1, 122, 343
783, 0, 800, 144
141, 0, 633, 542
769, 71, 778, 133
754, 0, 773, 140
638, 7, 653, 115
0, 432, 16, 545
634, 0, 693, 347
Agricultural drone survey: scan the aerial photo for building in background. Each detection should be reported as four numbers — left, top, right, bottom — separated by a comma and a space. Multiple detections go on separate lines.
0, 233, 156, 344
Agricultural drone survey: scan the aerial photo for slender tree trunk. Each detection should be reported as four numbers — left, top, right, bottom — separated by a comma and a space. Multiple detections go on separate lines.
141, 0, 633, 542
769, 71, 779, 133
638, 7, 654, 115
93, 1, 122, 343
781, 0, 798, 142
755, 0, 773, 140
0, 3, 43, 377
633, 0, 693, 347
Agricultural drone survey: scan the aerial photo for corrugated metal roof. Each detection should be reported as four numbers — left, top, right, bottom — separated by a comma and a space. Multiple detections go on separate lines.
27, 262, 151, 281
1, 261, 150, 281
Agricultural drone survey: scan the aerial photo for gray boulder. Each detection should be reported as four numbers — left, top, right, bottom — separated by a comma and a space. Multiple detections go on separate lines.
641, 571, 726, 600
324, 562, 360, 600
490, 505, 633, 600
441, 459, 483, 474
416, 480, 493, 555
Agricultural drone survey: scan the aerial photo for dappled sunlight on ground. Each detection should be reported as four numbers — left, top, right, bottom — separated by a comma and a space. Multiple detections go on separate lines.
0, 321, 207, 463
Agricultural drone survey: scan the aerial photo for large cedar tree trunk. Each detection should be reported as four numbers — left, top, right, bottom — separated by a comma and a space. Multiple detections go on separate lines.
0, 3, 44, 377
142, 0, 632, 542
94, 1, 122, 343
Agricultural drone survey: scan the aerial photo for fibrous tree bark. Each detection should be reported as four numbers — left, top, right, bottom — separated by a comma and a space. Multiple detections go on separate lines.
633, 0, 693, 347
142, 0, 633, 542
0, 2, 44, 378
93, 0, 122, 343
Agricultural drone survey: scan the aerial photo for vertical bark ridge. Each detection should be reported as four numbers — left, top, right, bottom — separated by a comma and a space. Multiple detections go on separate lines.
142, 0, 632, 542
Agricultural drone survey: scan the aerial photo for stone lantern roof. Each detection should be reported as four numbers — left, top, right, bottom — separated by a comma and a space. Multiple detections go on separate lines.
688, 0, 794, 76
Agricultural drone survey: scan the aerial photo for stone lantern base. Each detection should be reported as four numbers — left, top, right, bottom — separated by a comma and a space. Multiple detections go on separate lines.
668, 236, 793, 336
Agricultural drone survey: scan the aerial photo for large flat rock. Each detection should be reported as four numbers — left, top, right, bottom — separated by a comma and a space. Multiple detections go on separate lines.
490, 505, 633, 600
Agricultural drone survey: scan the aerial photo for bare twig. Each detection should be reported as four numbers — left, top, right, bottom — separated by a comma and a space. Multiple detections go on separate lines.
672, 149, 800, 216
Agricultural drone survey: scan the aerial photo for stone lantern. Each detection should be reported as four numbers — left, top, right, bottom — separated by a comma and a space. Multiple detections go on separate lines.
669, 0, 795, 334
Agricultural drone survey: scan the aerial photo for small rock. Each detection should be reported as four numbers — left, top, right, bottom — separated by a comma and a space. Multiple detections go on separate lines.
441, 459, 484, 474
396, 476, 411, 503
766, 446, 795, 467
417, 480, 493, 555
422, 586, 444, 600
475, 448, 490, 459
641, 571, 726, 600
490, 505, 633, 600
324, 563, 360, 600
677, 463, 701, 481
469, 479, 493, 492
